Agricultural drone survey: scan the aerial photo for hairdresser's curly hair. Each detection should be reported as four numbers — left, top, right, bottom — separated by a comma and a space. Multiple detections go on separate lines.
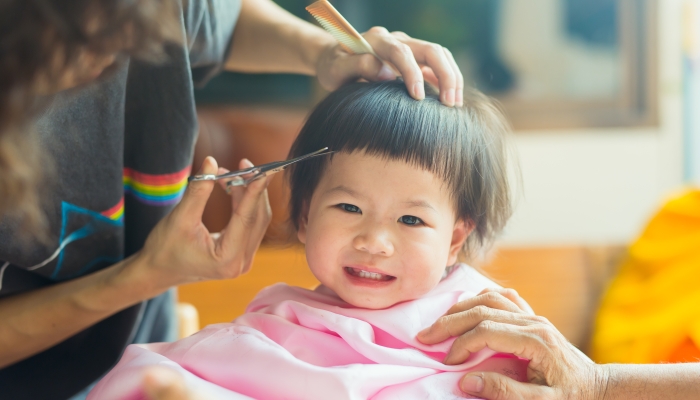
0, 0, 180, 235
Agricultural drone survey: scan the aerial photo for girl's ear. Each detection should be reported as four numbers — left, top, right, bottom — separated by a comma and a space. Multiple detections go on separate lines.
447, 219, 475, 265
296, 201, 310, 244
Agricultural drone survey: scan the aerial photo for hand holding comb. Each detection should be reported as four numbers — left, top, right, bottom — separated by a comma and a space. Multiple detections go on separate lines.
306, 0, 400, 76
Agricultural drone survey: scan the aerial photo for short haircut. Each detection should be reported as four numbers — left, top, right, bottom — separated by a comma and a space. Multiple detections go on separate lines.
287, 80, 512, 253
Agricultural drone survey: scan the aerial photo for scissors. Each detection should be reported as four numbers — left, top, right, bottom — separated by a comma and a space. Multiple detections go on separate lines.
188, 147, 333, 187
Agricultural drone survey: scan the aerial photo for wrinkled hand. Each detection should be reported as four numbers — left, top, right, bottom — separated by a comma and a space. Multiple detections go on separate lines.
316, 27, 464, 107
417, 288, 605, 400
137, 157, 271, 289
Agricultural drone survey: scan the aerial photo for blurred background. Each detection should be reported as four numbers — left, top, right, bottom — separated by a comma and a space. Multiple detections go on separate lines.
177, 0, 700, 366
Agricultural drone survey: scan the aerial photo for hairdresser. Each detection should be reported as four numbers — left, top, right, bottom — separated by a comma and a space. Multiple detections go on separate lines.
0, 0, 463, 398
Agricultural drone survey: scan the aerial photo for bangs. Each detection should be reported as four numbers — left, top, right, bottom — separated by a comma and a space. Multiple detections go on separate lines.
309, 81, 464, 187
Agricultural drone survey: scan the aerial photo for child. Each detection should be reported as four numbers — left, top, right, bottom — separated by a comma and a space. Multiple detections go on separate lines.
89, 81, 530, 399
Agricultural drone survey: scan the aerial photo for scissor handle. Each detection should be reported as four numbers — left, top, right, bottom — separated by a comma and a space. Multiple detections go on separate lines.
189, 147, 332, 184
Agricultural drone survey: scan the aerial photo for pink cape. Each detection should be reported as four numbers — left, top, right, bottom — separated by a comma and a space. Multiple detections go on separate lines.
89, 265, 529, 399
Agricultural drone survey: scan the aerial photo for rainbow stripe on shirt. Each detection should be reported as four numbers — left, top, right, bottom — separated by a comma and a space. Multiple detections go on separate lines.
123, 166, 191, 206
101, 197, 124, 221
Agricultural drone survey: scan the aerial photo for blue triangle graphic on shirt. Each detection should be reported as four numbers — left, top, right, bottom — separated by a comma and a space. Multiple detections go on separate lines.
48, 202, 124, 280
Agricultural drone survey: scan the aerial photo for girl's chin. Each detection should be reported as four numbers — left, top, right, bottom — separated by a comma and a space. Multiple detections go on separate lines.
313, 285, 391, 309
339, 294, 403, 310
313, 284, 339, 297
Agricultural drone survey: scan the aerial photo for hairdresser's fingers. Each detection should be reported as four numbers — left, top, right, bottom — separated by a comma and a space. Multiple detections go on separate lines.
177, 157, 218, 220
416, 289, 531, 344
443, 320, 551, 366
391, 31, 460, 107
448, 290, 530, 317
236, 159, 272, 246
451, 318, 600, 398
214, 167, 229, 192
215, 159, 270, 276
242, 186, 271, 275
442, 46, 464, 107
460, 372, 552, 400
315, 45, 393, 92
417, 305, 541, 346
417, 291, 527, 344
223, 159, 256, 210
218, 173, 271, 273
143, 367, 203, 400
478, 288, 534, 315
322, 47, 395, 87
362, 27, 424, 100
421, 66, 440, 90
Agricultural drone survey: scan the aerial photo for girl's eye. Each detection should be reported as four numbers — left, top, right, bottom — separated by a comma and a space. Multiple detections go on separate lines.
338, 203, 361, 214
399, 215, 423, 226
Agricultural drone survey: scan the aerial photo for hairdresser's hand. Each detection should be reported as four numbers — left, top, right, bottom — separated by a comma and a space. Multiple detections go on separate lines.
417, 288, 604, 400
316, 27, 464, 107
136, 157, 271, 289
143, 367, 215, 400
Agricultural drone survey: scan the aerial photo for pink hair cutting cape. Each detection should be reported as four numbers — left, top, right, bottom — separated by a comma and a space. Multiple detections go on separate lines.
89, 265, 529, 399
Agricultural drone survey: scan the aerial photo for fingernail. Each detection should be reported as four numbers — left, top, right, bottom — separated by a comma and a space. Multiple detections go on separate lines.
456, 91, 464, 107
461, 374, 484, 393
377, 64, 394, 81
413, 82, 425, 100
443, 88, 455, 107
443, 352, 457, 365
416, 327, 430, 340
197, 156, 216, 174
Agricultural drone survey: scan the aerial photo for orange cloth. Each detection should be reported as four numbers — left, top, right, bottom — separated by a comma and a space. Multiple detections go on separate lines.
592, 189, 700, 364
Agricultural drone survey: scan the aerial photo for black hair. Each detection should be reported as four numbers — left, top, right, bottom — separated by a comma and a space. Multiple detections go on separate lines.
287, 80, 512, 253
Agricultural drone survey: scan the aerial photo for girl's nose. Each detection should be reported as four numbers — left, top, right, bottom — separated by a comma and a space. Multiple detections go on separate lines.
353, 225, 394, 256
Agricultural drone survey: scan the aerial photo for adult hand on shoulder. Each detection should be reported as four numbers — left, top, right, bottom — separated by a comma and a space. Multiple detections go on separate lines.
416, 288, 606, 400
136, 157, 272, 290
316, 27, 464, 107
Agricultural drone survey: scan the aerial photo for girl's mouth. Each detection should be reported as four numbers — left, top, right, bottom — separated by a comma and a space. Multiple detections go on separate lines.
344, 266, 396, 282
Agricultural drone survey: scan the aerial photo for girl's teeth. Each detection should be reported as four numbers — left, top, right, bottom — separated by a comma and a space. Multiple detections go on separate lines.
349, 267, 391, 281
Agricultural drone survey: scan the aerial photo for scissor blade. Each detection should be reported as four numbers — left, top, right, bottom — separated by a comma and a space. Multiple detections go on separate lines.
259, 147, 332, 174
189, 147, 332, 183
227, 147, 333, 187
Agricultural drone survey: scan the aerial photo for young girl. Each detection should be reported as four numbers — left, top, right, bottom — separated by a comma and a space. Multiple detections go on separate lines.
89, 81, 530, 399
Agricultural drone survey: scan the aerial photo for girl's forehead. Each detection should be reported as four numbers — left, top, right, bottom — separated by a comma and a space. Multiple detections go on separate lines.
317, 152, 453, 201
325, 151, 432, 177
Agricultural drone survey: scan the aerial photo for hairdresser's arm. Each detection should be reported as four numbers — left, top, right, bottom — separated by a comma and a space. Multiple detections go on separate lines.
0, 158, 271, 368
225, 0, 464, 106
417, 288, 700, 400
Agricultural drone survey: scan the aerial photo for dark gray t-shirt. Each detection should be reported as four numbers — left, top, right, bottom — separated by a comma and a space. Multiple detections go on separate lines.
0, 1, 240, 398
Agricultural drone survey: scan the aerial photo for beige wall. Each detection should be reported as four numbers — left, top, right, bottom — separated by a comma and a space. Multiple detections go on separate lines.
499, 0, 686, 246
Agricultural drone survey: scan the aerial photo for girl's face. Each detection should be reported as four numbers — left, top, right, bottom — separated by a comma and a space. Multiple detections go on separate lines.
298, 151, 470, 309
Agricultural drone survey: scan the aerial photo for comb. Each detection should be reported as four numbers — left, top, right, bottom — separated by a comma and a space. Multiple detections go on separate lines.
306, 0, 400, 77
